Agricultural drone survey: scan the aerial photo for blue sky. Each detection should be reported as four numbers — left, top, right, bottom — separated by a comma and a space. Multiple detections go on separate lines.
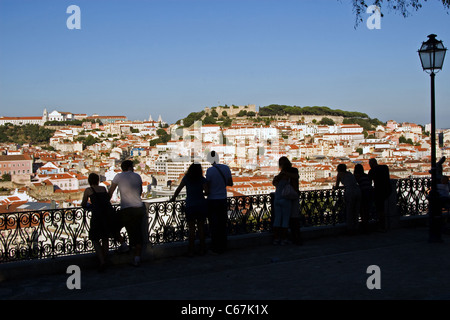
0, 0, 449, 127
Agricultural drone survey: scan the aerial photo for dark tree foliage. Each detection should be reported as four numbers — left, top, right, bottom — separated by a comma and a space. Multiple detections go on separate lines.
351, 0, 450, 26
0, 124, 55, 144
258, 104, 369, 118
178, 111, 205, 127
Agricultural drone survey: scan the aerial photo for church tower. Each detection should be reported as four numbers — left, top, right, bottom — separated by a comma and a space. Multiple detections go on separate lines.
42, 108, 48, 122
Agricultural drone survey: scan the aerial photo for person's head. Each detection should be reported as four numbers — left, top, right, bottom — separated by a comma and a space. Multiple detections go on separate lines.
88, 173, 100, 186
369, 158, 378, 169
354, 163, 364, 176
337, 163, 347, 173
207, 150, 219, 165
121, 160, 134, 172
186, 163, 203, 180
278, 156, 292, 171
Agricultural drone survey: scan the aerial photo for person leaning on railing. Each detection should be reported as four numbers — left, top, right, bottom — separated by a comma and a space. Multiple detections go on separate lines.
81, 172, 114, 272
272, 156, 300, 245
170, 163, 209, 256
205, 151, 233, 254
108, 160, 145, 267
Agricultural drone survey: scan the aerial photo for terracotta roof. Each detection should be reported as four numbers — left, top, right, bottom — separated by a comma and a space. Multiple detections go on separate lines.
0, 154, 32, 161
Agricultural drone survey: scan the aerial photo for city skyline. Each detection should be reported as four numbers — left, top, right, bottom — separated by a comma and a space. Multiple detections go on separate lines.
0, 0, 449, 127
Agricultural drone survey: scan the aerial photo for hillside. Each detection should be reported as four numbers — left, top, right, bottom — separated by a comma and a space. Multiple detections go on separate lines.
0, 123, 55, 145
177, 104, 384, 131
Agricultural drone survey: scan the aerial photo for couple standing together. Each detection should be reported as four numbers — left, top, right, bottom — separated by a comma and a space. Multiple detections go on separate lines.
170, 151, 233, 256
81, 160, 145, 270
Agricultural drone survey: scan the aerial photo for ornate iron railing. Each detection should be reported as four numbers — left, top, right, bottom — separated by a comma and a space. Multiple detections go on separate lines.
0, 178, 431, 263
396, 177, 431, 216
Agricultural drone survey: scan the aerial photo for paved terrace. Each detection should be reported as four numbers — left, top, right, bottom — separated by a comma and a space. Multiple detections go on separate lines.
1, 217, 450, 304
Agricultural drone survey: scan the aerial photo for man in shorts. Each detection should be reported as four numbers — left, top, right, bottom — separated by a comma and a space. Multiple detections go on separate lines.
109, 160, 145, 266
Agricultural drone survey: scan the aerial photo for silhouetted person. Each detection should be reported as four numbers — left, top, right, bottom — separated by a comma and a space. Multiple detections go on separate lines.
272, 156, 301, 245
368, 158, 391, 231
170, 163, 209, 256
354, 164, 374, 233
109, 160, 145, 266
437, 175, 450, 209
205, 151, 233, 254
81, 173, 113, 272
334, 163, 361, 234
436, 156, 446, 181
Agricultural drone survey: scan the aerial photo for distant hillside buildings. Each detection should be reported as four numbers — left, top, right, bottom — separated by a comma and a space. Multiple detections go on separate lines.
1, 105, 449, 211
0, 109, 128, 126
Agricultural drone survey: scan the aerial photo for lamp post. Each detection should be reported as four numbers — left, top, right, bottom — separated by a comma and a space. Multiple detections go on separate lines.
418, 34, 447, 242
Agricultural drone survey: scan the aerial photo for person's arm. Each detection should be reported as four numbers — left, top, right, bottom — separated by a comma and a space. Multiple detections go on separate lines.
225, 166, 233, 186
203, 179, 210, 196
227, 175, 233, 187
170, 179, 186, 202
108, 182, 118, 199
273, 173, 282, 187
334, 172, 342, 189
81, 188, 91, 208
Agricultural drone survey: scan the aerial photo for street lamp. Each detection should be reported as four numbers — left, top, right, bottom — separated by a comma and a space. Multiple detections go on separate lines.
418, 34, 447, 242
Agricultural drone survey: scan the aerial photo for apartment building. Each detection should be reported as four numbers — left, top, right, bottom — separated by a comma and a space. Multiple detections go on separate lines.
0, 154, 33, 183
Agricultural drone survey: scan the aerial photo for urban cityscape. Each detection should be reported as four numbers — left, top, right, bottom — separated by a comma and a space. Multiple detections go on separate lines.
1, 104, 449, 212
1, 0, 450, 303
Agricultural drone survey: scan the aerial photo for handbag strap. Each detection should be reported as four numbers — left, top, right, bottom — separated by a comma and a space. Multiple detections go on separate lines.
213, 164, 227, 185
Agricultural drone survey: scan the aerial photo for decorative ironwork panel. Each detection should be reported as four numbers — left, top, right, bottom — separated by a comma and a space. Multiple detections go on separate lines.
227, 194, 273, 235
0, 208, 94, 262
147, 201, 187, 245
395, 178, 431, 216
299, 188, 345, 227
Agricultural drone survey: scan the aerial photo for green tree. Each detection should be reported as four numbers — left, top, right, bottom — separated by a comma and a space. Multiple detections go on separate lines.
203, 115, 217, 125
399, 136, 414, 145
319, 117, 335, 125
237, 110, 248, 117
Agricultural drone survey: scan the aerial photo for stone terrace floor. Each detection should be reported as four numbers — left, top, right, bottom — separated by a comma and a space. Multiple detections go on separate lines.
1, 224, 450, 304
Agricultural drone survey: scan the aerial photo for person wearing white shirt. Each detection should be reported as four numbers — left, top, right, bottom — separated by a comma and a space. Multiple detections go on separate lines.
205, 151, 233, 254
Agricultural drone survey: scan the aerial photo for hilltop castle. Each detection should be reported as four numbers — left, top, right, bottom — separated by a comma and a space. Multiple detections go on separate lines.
204, 104, 256, 117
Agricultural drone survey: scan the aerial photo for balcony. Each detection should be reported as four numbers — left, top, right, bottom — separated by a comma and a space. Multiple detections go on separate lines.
0, 178, 432, 265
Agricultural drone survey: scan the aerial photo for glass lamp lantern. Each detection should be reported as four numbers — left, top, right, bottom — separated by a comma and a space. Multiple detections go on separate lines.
418, 34, 447, 73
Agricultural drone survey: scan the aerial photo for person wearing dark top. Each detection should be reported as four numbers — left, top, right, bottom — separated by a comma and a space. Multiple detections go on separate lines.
81, 173, 114, 272
354, 164, 374, 232
170, 163, 209, 256
368, 158, 391, 230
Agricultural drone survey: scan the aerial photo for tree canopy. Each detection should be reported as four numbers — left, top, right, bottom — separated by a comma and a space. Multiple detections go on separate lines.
0, 124, 55, 145
258, 104, 369, 118
350, 0, 450, 26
